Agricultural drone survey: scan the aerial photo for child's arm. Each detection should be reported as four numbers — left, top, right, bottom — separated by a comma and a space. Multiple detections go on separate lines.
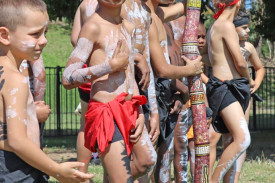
222, 22, 253, 85
247, 42, 265, 93
28, 57, 46, 101
159, 1, 187, 22
71, 6, 81, 47
149, 20, 203, 79
62, 22, 129, 89
3, 74, 93, 182
134, 53, 150, 90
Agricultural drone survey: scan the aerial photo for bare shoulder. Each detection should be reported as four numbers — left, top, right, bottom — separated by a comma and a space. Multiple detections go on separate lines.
1, 68, 29, 97
245, 41, 256, 52
215, 20, 235, 33
80, 16, 101, 40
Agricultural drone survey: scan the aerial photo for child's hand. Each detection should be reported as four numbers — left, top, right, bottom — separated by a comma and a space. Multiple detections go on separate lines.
249, 78, 255, 90
148, 113, 160, 144
110, 40, 129, 71
56, 162, 94, 183
182, 55, 203, 76
130, 114, 145, 143
34, 101, 51, 122
134, 53, 150, 91
250, 80, 259, 94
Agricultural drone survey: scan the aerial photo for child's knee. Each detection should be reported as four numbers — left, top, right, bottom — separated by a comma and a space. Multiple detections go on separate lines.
136, 149, 157, 174
239, 117, 251, 151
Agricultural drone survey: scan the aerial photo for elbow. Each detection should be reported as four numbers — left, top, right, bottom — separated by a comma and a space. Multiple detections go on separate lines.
62, 78, 74, 90
237, 63, 248, 70
155, 69, 169, 78
8, 136, 25, 152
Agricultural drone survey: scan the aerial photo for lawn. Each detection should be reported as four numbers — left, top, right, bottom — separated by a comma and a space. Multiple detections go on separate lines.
45, 131, 275, 183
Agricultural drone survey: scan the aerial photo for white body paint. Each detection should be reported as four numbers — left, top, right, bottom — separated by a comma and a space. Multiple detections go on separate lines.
85, 0, 98, 17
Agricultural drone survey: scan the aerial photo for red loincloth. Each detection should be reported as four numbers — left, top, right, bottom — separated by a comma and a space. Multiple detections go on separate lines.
84, 92, 147, 156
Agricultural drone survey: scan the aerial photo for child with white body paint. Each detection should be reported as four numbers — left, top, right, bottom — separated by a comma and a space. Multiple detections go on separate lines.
20, 57, 51, 150
69, 0, 158, 181
0, 0, 94, 182
208, 10, 265, 183
201, 0, 254, 182
62, 0, 157, 182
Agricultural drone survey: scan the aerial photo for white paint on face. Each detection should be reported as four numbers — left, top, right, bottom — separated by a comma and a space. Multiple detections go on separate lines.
21, 41, 36, 49
10, 88, 19, 96
241, 30, 246, 38
6, 106, 17, 119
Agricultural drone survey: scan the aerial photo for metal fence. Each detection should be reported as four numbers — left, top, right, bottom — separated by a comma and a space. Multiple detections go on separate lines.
43, 67, 275, 137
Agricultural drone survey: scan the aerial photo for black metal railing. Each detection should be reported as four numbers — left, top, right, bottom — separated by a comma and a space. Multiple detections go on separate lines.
44, 67, 81, 136
43, 67, 275, 136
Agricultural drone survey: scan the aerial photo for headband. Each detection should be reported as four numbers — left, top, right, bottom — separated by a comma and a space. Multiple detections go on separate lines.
233, 16, 250, 27
213, 0, 240, 20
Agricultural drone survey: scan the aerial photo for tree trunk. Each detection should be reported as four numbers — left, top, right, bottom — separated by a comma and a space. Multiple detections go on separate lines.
256, 36, 263, 58
266, 39, 272, 60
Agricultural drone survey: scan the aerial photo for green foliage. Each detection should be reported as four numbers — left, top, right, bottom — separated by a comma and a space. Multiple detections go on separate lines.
250, 0, 275, 41
44, 0, 81, 22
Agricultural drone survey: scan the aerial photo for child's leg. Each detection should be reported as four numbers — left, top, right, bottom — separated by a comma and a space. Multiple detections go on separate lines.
101, 140, 133, 183
154, 138, 174, 183
77, 100, 92, 173
234, 100, 252, 183
222, 133, 236, 183
209, 125, 222, 180
210, 102, 251, 183
130, 126, 157, 179
174, 110, 189, 183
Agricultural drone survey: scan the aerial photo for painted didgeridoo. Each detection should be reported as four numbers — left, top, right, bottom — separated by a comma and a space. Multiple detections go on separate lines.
182, 0, 209, 182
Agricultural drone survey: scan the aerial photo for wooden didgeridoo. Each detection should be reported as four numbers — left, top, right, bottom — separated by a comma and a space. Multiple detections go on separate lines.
182, 0, 209, 182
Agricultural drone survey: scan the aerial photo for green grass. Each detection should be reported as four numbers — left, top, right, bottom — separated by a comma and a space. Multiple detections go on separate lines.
45, 131, 275, 183
43, 24, 73, 67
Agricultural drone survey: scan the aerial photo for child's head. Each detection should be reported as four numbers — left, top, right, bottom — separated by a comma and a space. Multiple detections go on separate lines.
198, 20, 206, 51
233, 11, 250, 41
0, 0, 49, 61
212, 0, 241, 8
212, 0, 241, 19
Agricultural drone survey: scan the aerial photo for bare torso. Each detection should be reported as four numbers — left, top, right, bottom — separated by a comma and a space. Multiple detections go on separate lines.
0, 59, 40, 151
87, 14, 135, 103
207, 23, 241, 80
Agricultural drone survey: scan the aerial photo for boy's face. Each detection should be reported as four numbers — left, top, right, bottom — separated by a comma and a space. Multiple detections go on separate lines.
198, 24, 206, 51
236, 24, 249, 41
9, 9, 49, 62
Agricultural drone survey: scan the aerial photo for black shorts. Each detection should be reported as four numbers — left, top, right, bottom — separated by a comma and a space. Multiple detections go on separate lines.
219, 89, 238, 112
95, 120, 123, 149
0, 151, 49, 183
78, 88, 90, 103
